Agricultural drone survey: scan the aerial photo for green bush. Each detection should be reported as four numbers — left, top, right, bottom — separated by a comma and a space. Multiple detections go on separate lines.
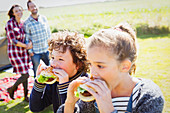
136, 24, 170, 36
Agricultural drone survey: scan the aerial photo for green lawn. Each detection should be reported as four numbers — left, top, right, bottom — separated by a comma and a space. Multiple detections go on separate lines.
0, 99, 53, 113
0, 0, 169, 36
0, 0, 169, 112
135, 36, 170, 113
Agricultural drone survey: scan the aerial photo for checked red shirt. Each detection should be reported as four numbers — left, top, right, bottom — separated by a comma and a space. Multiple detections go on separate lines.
5, 17, 29, 74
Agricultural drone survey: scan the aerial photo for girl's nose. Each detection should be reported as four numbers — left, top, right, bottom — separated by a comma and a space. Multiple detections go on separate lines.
90, 68, 98, 77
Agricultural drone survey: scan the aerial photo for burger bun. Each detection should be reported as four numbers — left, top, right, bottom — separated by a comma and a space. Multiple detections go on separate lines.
37, 67, 59, 84
78, 84, 95, 102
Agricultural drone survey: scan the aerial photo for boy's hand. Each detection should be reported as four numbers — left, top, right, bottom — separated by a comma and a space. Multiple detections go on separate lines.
52, 69, 69, 84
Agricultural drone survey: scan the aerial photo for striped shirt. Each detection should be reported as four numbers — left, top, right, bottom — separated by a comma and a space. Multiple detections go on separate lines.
57, 72, 83, 95
31, 71, 88, 111
24, 15, 51, 54
57, 79, 164, 113
94, 83, 140, 113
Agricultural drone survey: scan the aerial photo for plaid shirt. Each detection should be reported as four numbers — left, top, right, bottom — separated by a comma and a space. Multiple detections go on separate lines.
24, 15, 51, 54
5, 17, 29, 74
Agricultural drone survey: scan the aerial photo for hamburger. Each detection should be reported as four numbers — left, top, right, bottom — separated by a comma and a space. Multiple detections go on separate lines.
36, 66, 59, 84
74, 76, 96, 102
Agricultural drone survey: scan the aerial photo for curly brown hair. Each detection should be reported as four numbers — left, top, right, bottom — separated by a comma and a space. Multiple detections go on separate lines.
48, 31, 89, 73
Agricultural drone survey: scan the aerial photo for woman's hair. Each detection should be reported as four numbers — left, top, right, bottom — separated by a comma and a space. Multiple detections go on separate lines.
87, 22, 137, 75
48, 31, 89, 73
27, 0, 33, 9
8, 5, 23, 19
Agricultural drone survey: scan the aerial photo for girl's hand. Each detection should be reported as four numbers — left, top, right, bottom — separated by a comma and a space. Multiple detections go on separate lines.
84, 79, 115, 113
66, 77, 89, 104
52, 68, 69, 84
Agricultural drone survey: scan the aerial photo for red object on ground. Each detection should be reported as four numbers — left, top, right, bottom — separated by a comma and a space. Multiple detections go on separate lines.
0, 74, 34, 102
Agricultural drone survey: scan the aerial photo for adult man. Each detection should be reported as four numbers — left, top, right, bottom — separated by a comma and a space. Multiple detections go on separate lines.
24, 0, 51, 78
29, 31, 89, 113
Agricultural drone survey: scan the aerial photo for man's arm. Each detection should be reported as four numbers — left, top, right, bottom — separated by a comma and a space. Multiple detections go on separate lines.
23, 22, 33, 54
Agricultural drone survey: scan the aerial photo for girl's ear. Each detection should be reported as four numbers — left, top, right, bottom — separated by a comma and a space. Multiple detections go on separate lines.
119, 59, 132, 72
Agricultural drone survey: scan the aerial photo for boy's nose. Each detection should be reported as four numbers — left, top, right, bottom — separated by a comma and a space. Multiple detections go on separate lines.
50, 61, 59, 69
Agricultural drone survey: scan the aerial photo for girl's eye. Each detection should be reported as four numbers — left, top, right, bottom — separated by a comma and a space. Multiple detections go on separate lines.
59, 58, 64, 61
97, 65, 104, 69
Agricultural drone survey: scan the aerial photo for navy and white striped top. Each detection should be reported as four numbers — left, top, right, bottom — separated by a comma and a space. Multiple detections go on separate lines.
57, 79, 164, 113
94, 82, 140, 113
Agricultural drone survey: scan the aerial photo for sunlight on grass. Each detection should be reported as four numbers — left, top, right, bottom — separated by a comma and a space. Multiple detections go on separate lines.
0, 0, 170, 36
6, 99, 23, 110
135, 37, 170, 113
0, 72, 15, 78
24, 105, 29, 109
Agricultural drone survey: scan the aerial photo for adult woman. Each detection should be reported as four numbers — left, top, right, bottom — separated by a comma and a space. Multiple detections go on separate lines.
58, 23, 164, 113
5, 4, 32, 102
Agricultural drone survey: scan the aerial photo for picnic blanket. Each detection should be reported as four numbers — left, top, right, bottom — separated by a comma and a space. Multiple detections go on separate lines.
0, 74, 34, 102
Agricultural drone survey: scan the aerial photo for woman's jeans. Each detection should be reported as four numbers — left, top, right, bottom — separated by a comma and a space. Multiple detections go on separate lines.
31, 51, 50, 78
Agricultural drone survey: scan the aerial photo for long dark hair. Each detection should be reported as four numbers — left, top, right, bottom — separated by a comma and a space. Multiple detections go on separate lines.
8, 5, 23, 19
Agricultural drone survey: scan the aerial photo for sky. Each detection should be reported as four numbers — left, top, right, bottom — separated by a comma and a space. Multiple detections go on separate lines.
0, 0, 109, 12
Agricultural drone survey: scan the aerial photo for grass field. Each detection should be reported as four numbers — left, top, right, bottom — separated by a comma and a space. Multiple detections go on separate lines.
0, 0, 170, 112
0, 0, 169, 36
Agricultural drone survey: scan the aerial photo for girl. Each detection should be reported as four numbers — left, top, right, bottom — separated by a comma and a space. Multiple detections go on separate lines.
59, 23, 164, 113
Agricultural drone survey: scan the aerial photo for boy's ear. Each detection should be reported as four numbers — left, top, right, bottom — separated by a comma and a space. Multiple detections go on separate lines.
76, 65, 79, 70
120, 59, 132, 72
76, 62, 81, 70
